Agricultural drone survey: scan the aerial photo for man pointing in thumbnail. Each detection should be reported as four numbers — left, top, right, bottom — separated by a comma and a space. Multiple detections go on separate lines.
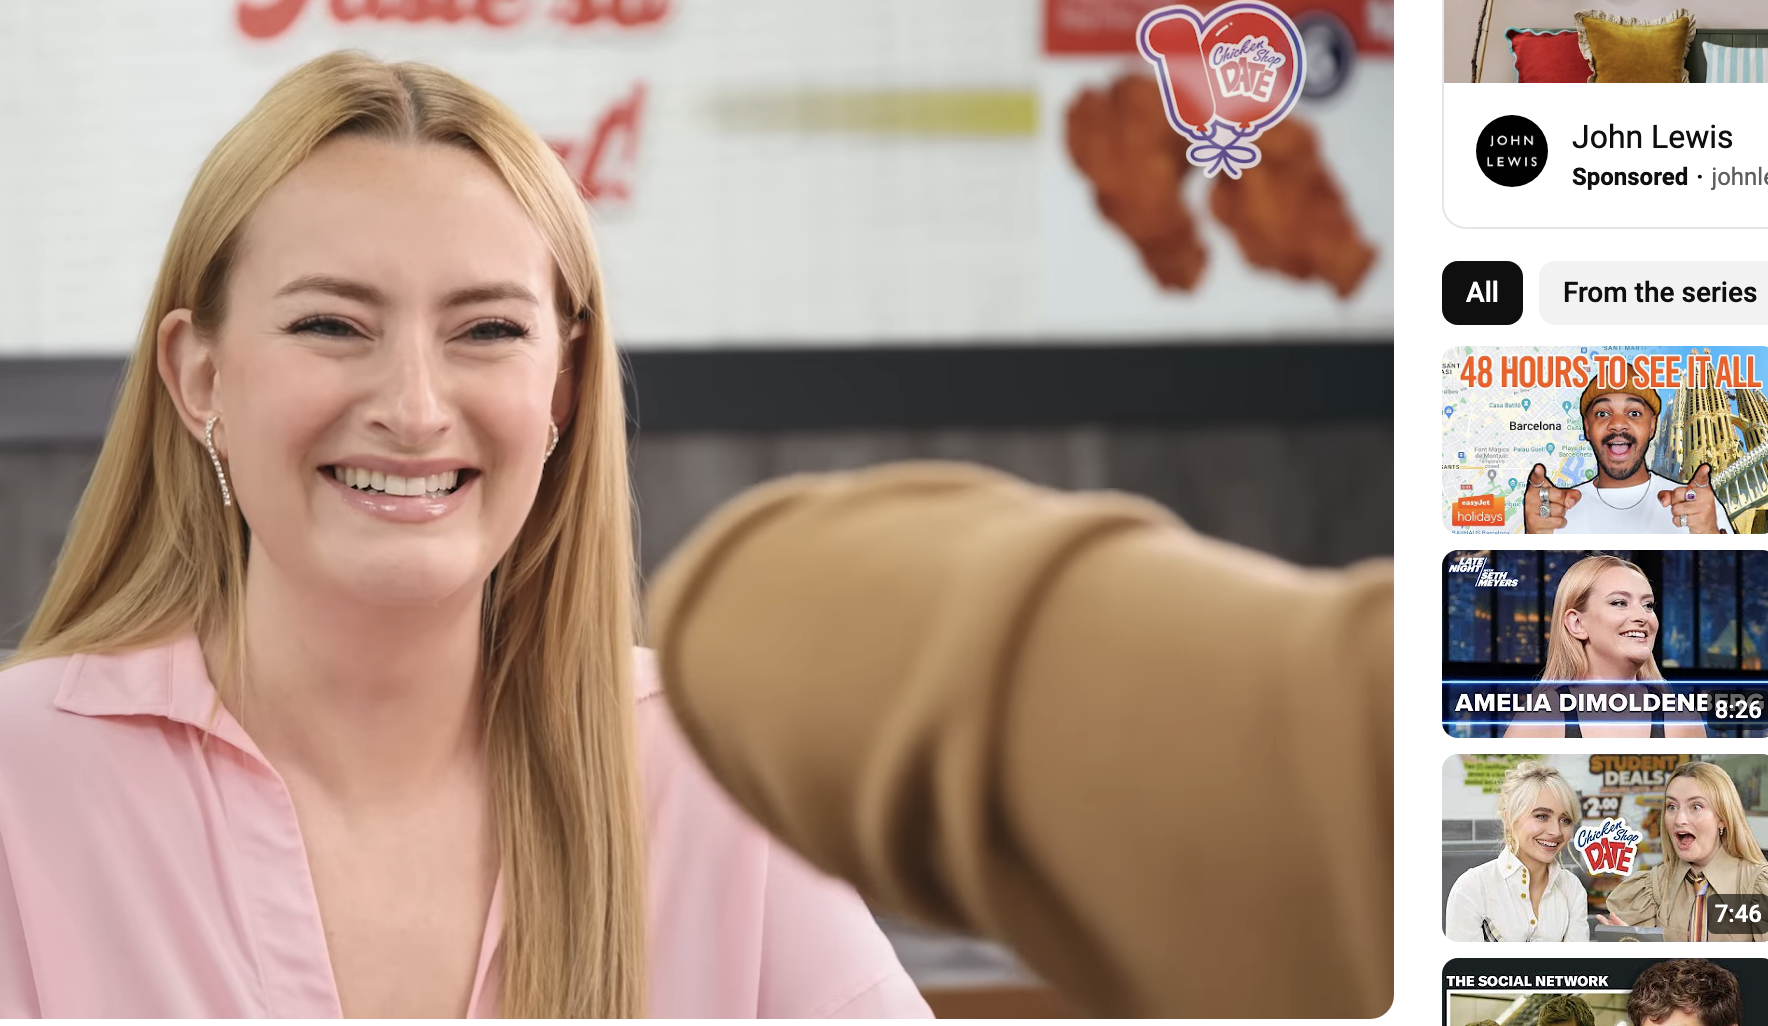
1525, 367, 1732, 534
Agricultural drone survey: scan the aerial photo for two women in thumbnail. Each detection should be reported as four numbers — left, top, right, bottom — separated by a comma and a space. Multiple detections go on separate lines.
1447, 760, 1768, 943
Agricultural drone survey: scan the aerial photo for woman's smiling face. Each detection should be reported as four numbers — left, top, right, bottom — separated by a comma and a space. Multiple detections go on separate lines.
1511, 785, 1573, 869
163, 134, 572, 609
1569, 565, 1658, 676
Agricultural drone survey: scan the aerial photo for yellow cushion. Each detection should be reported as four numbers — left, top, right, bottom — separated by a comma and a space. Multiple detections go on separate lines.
1574, 8, 1695, 82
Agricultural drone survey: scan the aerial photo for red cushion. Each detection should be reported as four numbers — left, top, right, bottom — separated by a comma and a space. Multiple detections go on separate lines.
1506, 29, 1592, 82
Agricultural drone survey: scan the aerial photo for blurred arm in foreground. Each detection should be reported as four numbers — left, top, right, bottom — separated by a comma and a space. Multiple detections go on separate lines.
645, 462, 1394, 1018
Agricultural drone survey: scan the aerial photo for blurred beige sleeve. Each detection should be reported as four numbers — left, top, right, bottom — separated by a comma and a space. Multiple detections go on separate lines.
645, 462, 1393, 1019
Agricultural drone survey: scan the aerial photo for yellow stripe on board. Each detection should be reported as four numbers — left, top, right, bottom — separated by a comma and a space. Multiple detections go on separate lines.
711, 89, 1038, 136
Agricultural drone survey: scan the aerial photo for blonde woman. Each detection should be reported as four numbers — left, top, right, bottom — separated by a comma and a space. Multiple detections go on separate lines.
1602, 762, 1768, 942
1445, 761, 1590, 942
0, 52, 929, 1018
1505, 554, 1707, 739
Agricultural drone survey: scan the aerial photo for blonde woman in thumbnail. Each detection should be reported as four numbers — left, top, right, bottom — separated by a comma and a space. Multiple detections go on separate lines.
1505, 554, 1707, 739
1601, 762, 1768, 942
1445, 761, 1590, 942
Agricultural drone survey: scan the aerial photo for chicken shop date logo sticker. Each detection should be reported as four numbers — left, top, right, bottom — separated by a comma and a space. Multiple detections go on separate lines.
1137, 2, 1306, 178
1574, 817, 1643, 877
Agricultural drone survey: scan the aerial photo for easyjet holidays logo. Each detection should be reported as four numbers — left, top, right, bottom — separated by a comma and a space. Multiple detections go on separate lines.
1137, 2, 1306, 178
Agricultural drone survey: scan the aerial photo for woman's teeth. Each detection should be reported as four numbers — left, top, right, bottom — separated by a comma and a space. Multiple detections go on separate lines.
1622, 630, 1649, 640
332, 466, 461, 497
1537, 839, 1560, 849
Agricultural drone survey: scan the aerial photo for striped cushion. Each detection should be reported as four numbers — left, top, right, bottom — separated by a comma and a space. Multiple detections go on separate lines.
1703, 41, 1768, 81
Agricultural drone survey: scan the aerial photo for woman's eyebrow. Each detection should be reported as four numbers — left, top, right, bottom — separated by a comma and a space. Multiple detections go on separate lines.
441, 282, 541, 309
274, 274, 384, 305
273, 274, 539, 309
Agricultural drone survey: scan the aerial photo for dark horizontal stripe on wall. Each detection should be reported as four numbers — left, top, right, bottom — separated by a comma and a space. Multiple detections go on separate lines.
0, 341, 1391, 441
0, 358, 131, 445
624, 341, 1392, 432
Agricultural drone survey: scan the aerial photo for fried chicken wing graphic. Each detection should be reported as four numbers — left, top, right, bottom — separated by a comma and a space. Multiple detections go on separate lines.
1639, 807, 1663, 846
1209, 118, 1377, 299
1063, 73, 1377, 299
1064, 75, 1207, 290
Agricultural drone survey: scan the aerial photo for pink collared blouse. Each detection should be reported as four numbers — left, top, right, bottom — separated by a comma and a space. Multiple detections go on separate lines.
0, 636, 932, 1018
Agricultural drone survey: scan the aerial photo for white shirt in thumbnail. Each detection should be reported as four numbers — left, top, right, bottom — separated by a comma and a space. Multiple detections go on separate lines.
1444, 849, 1589, 943
1558, 472, 1733, 534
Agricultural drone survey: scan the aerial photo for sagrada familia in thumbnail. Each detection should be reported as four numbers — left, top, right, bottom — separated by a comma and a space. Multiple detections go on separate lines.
1649, 348, 1768, 534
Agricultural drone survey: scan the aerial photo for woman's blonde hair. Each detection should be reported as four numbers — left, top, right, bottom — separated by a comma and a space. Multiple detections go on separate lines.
5, 51, 643, 1017
1497, 760, 1578, 863
1662, 762, 1766, 877
1541, 554, 1663, 682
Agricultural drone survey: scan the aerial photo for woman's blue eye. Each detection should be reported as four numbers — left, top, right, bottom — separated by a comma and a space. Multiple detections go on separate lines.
465, 320, 531, 342
290, 317, 357, 337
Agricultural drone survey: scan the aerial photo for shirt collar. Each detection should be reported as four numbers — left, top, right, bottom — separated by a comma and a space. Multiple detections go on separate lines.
1499, 846, 1562, 884
52, 632, 269, 765
52, 634, 658, 762
1689, 846, 1743, 883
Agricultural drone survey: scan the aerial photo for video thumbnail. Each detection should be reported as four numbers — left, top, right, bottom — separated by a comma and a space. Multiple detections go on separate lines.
1447, 958, 1767, 1025
1444, 755, 1768, 943
1442, 550, 1768, 738
1442, 346, 1768, 534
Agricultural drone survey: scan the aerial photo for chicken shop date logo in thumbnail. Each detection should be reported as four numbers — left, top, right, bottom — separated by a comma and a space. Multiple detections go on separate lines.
1574, 817, 1643, 877
1136, 2, 1305, 178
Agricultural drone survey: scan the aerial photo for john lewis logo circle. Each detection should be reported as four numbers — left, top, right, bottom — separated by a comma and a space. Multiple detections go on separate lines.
1476, 114, 1548, 187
